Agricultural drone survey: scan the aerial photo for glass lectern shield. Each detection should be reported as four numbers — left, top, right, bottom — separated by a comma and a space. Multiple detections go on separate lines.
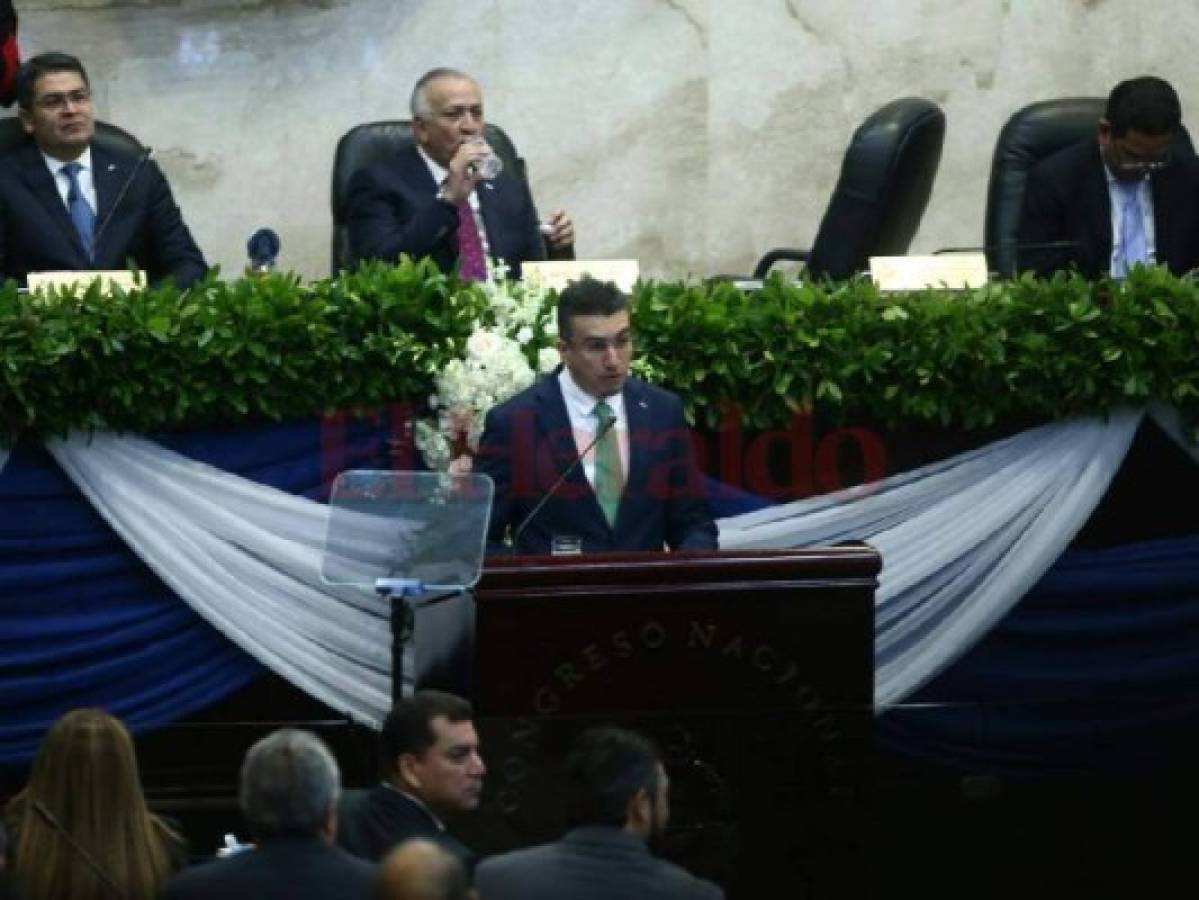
321, 470, 493, 699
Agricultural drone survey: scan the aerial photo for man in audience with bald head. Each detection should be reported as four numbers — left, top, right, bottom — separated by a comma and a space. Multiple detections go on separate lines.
345, 67, 574, 279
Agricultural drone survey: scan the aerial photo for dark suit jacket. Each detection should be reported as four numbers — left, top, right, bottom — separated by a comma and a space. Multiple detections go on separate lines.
345, 144, 547, 278
0, 140, 207, 288
475, 826, 724, 900
475, 375, 718, 555
336, 785, 474, 872
162, 836, 375, 900
1017, 137, 1199, 279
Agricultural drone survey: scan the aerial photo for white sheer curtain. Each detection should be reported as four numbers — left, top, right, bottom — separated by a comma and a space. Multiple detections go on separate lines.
718, 409, 1143, 707
48, 433, 393, 728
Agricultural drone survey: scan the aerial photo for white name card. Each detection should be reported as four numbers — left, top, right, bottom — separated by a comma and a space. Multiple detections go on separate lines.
869, 254, 988, 291
522, 259, 640, 293
27, 270, 146, 295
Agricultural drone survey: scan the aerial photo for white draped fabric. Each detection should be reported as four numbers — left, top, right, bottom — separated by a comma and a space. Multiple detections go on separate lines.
11, 406, 1173, 716
718, 409, 1144, 707
48, 433, 393, 728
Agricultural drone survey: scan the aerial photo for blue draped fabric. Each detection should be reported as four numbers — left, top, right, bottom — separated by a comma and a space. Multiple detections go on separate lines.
0, 413, 404, 766
878, 534, 1199, 774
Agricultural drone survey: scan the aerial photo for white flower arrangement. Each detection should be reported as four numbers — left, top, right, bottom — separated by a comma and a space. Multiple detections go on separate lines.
415, 264, 560, 472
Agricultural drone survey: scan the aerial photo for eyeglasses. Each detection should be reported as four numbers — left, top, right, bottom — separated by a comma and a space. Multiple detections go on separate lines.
1112, 141, 1171, 176
572, 334, 634, 355
35, 89, 91, 111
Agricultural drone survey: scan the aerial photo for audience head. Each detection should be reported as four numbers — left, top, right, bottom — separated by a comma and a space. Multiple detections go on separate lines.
555, 277, 633, 399
15, 51, 94, 160
410, 67, 484, 168
564, 726, 669, 841
380, 691, 485, 819
239, 728, 341, 843
378, 838, 473, 900
1099, 76, 1180, 181
5, 708, 179, 900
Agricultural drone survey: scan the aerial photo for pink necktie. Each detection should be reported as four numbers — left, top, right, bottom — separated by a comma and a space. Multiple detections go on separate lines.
456, 201, 488, 281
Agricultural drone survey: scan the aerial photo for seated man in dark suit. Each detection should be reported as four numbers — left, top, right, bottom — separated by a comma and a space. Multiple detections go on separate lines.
337, 691, 483, 872
163, 729, 376, 900
476, 726, 724, 900
476, 277, 718, 555
0, 52, 208, 288
1017, 75, 1199, 279
345, 67, 574, 279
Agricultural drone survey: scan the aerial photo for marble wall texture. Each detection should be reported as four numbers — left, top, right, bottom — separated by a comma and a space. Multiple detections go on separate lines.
11, 0, 1199, 281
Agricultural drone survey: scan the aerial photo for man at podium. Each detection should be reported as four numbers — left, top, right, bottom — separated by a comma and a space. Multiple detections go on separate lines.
476, 277, 717, 554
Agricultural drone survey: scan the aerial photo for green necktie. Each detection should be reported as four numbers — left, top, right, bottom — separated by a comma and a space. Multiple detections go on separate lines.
592, 400, 623, 527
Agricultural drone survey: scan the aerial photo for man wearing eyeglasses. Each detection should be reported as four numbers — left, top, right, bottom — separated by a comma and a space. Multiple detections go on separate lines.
1017, 75, 1199, 280
0, 52, 207, 289
346, 67, 574, 280
475, 277, 717, 555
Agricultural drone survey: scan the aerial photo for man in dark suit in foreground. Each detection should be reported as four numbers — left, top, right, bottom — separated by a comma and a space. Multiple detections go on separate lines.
337, 691, 484, 872
163, 729, 375, 900
476, 726, 724, 900
1017, 75, 1199, 279
476, 277, 718, 554
345, 67, 573, 279
0, 52, 207, 288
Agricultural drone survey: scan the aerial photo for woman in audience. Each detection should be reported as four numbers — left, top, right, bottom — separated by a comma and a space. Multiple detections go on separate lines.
3, 708, 186, 900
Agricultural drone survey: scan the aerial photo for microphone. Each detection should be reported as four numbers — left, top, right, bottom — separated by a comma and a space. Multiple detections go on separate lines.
511, 413, 618, 551
91, 147, 153, 260
246, 228, 281, 273
33, 800, 130, 900
936, 239, 1081, 257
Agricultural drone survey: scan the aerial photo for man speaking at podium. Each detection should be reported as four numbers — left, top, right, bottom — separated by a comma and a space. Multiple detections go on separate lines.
0, 52, 207, 289
346, 67, 574, 280
476, 277, 717, 555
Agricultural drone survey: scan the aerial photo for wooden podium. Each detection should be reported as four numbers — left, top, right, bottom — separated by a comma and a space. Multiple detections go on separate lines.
458, 545, 878, 900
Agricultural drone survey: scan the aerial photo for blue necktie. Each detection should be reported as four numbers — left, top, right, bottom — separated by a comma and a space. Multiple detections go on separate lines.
1116, 180, 1147, 278
62, 162, 95, 260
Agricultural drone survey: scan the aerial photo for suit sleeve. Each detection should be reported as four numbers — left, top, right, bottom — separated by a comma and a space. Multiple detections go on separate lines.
144, 161, 208, 289
663, 395, 718, 551
1016, 161, 1074, 278
345, 164, 458, 267
475, 404, 515, 552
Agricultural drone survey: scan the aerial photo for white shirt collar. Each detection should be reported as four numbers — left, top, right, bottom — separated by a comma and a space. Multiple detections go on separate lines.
558, 366, 626, 424
41, 145, 93, 176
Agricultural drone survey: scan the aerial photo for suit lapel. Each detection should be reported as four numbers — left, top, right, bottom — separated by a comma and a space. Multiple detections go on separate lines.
1085, 147, 1113, 266
91, 145, 123, 260
614, 380, 649, 534
15, 142, 89, 263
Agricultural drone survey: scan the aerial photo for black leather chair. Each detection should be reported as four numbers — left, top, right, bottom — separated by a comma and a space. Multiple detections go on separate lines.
984, 98, 1194, 278
0, 116, 143, 156
329, 120, 527, 276
753, 98, 945, 281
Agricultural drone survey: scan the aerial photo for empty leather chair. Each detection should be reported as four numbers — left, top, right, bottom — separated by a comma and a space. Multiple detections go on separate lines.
754, 98, 946, 281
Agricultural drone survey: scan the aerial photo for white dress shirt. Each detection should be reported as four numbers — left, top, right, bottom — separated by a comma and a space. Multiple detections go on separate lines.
1104, 164, 1157, 275
41, 147, 98, 216
558, 367, 629, 494
418, 145, 493, 261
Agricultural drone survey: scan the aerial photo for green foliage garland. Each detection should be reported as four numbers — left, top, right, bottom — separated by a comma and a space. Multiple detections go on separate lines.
1, 259, 1197, 447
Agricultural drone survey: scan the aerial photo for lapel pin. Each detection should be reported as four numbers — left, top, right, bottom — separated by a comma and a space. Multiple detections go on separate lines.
107, 164, 117, 172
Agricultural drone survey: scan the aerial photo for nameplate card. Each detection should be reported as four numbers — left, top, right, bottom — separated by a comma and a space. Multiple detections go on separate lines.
522, 259, 640, 293
27, 270, 145, 295
869, 254, 988, 291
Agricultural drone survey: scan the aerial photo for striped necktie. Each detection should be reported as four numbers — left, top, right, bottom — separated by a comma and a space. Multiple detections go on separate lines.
1115, 179, 1147, 277
592, 400, 623, 527
456, 201, 488, 281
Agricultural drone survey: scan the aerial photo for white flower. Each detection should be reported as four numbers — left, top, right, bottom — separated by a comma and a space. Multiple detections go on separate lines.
516, 326, 533, 345
538, 347, 560, 374
466, 329, 500, 358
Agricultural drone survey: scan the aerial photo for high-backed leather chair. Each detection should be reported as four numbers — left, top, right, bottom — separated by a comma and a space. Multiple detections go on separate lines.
754, 98, 946, 280
984, 98, 1195, 277
0, 117, 143, 157
330, 121, 526, 275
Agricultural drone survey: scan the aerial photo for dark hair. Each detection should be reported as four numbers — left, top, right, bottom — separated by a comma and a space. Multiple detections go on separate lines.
556, 277, 629, 342
410, 67, 474, 119
1105, 76, 1181, 138
379, 691, 474, 777
15, 52, 89, 112
564, 726, 661, 828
